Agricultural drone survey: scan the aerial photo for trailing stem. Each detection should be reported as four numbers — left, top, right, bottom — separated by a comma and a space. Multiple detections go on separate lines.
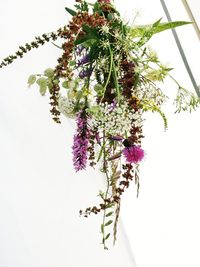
101, 131, 111, 250
0, 27, 66, 69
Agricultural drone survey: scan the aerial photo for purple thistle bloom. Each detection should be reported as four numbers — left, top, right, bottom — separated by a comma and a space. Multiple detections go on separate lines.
123, 145, 144, 164
72, 110, 90, 172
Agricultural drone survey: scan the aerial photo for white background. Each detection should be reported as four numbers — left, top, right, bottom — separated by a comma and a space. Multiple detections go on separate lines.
184, 0, 200, 37
0, 0, 200, 267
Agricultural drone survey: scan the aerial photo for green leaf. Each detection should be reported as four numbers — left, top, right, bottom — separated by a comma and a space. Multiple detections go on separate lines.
130, 21, 192, 38
94, 84, 103, 92
105, 233, 111, 240
137, 18, 162, 46
69, 60, 75, 66
82, 1, 89, 12
74, 25, 99, 46
153, 18, 162, 28
62, 81, 69, 89
97, 141, 106, 162
28, 75, 36, 87
101, 224, 104, 234
83, 39, 98, 48
76, 90, 83, 101
106, 212, 113, 217
82, 25, 95, 34
75, 36, 97, 46
165, 68, 174, 72
47, 79, 53, 93
37, 77, 47, 96
37, 77, 47, 86
86, 106, 100, 116
39, 84, 47, 96
65, 7, 77, 16
105, 220, 113, 227
89, 44, 100, 60
155, 21, 192, 34
93, 2, 100, 13
53, 79, 59, 85
106, 203, 114, 209
44, 68, 54, 78
74, 4, 82, 11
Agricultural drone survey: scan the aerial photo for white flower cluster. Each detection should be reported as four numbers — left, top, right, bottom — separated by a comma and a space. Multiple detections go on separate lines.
97, 55, 110, 73
132, 84, 167, 106
93, 100, 142, 136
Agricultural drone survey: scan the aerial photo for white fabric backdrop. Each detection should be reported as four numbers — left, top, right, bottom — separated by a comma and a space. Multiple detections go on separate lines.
0, 0, 200, 267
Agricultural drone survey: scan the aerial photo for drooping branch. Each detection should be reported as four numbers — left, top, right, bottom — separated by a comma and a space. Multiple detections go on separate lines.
0, 27, 68, 69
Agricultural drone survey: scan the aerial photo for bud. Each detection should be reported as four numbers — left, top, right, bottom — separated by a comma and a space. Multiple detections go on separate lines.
111, 136, 123, 141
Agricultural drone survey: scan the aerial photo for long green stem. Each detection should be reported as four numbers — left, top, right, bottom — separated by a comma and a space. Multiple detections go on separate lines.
168, 74, 182, 88
112, 60, 120, 103
101, 132, 111, 250
97, 139, 107, 162
100, 47, 113, 102
153, 58, 184, 90
108, 46, 120, 103
102, 170, 111, 250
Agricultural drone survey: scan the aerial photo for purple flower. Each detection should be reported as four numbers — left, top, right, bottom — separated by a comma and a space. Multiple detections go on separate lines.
72, 110, 90, 172
77, 54, 90, 67
79, 68, 93, 79
123, 145, 144, 164
109, 100, 117, 111
79, 70, 86, 79
76, 45, 85, 56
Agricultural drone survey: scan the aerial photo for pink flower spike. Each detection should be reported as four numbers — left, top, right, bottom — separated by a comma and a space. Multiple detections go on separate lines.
72, 110, 90, 172
123, 145, 144, 164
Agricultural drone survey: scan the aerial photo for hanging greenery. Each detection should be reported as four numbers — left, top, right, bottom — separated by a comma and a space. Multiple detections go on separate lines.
1, 0, 200, 249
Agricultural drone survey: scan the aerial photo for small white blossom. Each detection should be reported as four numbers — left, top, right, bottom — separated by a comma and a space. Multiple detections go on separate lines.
114, 31, 121, 39
114, 54, 121, 61
100, 25, 110, 34
100, 40, 110, 49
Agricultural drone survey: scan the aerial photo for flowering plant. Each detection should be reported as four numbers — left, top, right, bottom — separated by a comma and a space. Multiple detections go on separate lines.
1, 0, 200, 249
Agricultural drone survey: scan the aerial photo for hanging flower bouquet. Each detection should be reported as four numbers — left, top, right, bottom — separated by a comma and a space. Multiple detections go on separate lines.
1, 0, 200, 249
